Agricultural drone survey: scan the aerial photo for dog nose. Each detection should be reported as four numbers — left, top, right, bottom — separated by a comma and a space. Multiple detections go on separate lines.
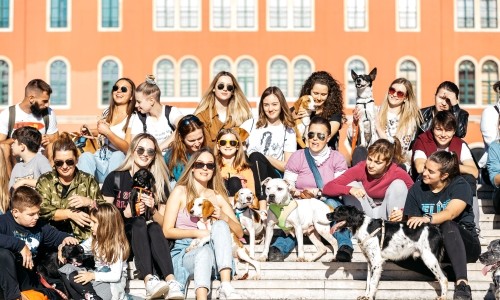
190, 210, 194, 214
245, 197, 252, 201
268, 194, 275, 201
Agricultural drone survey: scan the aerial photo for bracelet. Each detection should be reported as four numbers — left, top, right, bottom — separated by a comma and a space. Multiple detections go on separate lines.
424, 213, 433, 223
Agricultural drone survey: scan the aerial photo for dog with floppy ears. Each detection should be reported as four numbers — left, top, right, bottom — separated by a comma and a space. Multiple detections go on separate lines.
479, 239, 500, 300
328, 205, 448, 300
233, 188, 265, 258
259, 178, 337, 262
186, 197, 262, 280
292, 94, 316, 148
351, 68, 377, 149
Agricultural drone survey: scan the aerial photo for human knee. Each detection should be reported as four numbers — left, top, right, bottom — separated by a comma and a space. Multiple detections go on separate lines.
0, 248, 15, 265
211, 220, 230, 235
132, 217, 147, 231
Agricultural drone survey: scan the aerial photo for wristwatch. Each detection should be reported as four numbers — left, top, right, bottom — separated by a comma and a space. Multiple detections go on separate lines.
316, 190, 322, 198
424, 213, 433, 223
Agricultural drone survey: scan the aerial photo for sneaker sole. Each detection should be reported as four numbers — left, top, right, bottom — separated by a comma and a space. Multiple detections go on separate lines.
166, 293, 185, 300
147, 284, 169, 299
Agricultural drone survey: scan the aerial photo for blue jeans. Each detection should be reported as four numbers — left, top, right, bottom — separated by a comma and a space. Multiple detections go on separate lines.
77, 149, 125, 183
272, 198, 353, 255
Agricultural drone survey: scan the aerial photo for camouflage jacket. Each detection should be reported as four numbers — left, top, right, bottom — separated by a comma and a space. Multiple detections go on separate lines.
36, 168, 104, 241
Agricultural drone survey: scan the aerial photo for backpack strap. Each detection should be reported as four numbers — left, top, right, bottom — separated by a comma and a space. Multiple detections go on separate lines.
137, 112, 147, 133
164, 105, 175, 131
43, 113, 49, 134
7, 105, 15, 138
114, 171, 121, 192
495, 105, 500, 114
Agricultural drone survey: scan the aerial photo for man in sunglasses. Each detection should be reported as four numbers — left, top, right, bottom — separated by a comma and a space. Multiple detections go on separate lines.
0, 79, 59, 175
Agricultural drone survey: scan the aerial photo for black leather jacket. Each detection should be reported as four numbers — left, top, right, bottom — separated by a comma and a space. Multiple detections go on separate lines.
419, 104, 469, 138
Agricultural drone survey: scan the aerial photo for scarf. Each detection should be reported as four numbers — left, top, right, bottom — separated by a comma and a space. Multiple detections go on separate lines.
310, 146, 331, 166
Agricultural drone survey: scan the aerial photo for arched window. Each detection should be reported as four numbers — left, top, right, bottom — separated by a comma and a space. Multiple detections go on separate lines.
180, 59, 198, 97
50, 60, 67, 105
0, 60, 8, 105
458, 60, 475, 104
293, 59, 312, 97
482, 60, 499, 105
237, 59, 255, 97
270, 59, 288, 96
101, 59, 119, 105
399, 60, 418, 92
212, 58, 231, 78
157, 59, 175, 98
347, 59, 366, 105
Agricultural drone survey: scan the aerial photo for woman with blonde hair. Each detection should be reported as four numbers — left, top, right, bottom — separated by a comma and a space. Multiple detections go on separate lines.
0, 148, 9, 213
194, 71, 252, 148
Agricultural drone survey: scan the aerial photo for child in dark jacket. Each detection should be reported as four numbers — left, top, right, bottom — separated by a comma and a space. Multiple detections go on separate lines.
0, 186, 78, 300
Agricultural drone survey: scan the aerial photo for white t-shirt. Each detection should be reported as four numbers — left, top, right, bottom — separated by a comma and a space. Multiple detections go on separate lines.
0, 104, 58, 137
240, 118, 296, 161
413, 142, 473, 163
130, 105, 183, 145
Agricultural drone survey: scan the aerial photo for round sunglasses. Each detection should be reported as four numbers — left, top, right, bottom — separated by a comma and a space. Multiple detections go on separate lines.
218, 139, 238, 147
217, 83, 234, 92
135, 146, 156, 157
112, 85, 128, 93
388, 87, 406, 99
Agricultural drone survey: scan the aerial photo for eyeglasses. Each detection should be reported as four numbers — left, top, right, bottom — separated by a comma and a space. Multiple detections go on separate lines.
180, 115, 202, 127
217, 83, 234, 92
54, 159, 76, 168
307, 132, 327, 141
112, 85, 128, 93
218, 140, 238, 147
193, 162, 216, 170
388, 87, 406, 99
135, 146, 156, 157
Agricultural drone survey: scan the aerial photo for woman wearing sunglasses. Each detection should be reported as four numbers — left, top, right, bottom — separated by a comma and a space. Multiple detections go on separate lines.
163, 148, 243, 300
78, 77, 136, 183
420, 81, 468, 138
101, 133, 184, 300
36, 132, 105, 242
194, 71, 252, 149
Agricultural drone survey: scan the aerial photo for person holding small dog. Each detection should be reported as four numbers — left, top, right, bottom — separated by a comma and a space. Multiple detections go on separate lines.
405, 151, 481, 300
0, 186, 79, 300
163, 148, 243, 300
101, 133, 184, 300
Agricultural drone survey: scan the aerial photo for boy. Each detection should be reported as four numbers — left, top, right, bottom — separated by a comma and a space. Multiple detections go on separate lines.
0, 186, 78, 300
9, 126, 52, 191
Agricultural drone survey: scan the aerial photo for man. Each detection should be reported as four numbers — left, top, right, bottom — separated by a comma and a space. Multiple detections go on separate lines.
0, 79, 59, 175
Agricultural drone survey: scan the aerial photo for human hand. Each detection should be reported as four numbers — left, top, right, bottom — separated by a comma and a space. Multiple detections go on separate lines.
349, 187, 366, 199
69, 210, 91, 227
352, 107, 361, 124
96, 120, 110, 136
68, 195, 92, 209
389, 209, 403, 222
12, 179, 27, 190
212, 205, 229, 222
406, 216, 430, 229
41, 134, 50, 147
300, 189, 317, 199
292, 107, 308, 120
20, 245, 33, 269
57, 237, 79, 264
140, 193, 155, 209
74, 271, 95, 285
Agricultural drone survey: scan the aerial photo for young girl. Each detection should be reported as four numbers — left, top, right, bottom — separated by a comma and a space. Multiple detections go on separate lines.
65, 203, 130, 300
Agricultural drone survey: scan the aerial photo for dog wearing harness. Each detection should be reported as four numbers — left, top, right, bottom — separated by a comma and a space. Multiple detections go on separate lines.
351, 68, 377, 149
234, 188, 265, 258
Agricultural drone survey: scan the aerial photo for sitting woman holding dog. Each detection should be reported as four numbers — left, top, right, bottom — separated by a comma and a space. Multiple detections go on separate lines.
323, 138, 413, 221
162, 148, 243, 300
101, 133, 183, 300
405, 150, 481, 300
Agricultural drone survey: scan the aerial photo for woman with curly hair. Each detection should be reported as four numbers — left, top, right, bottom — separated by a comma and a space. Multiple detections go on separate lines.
294, 71, 345, 150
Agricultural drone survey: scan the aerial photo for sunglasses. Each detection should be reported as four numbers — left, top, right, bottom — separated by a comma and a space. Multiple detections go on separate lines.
193, 162, 216, 170
54, 159, 76, 168
136, 146, 156, 157
218, 140, 238, 147
307, 132, 327, 141
112, 85, 128, 93
217, 83, 234, 92
180, 115, 202, 127
388, 87, 406, 99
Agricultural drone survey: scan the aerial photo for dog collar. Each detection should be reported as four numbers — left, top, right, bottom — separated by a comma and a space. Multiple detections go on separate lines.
359, 219, 385, 248
269, 200, 298, 231
235, 207, 248, 221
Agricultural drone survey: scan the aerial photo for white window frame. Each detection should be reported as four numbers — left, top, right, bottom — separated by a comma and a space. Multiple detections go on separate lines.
344, 0, 368, 32
235, 55, 258, 101
98, 0, 122, 32
0, 0, 13, 32
396, 0, 420, 32
153, 0, 202, 31
291, 56, 315, 98
46, 0, 72, 32
267, 55, 291, 98
153, 55, 177, 102
0, 56, 13, 108
455, 55, 479, 107
479, 55, 500, 106
454, 0, 500, 32
209, 55, 233, 80
177, 56, 201, 102
210, 0, 258, 31
266, 0, 315, 32
46, 56, 71, 109
396, 56, 421, 106
97, 56, 122, 109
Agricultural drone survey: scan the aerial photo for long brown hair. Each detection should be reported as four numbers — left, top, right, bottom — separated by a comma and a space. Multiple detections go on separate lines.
256, 86, 294, 129
106, 77, 136, 132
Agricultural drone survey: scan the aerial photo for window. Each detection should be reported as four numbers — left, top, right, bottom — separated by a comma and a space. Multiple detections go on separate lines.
212, 58, 231, 78
50, 0, 68, 28
212, 0, 231, 29
156, 59, 175, 98
456, 0, 499, 30
397, 0, 418, 30
269, 59, 288, 96
101, 60, 119, 105
346, 59, 366, 105
211, 0, 257, 30
399, 60, 418, 92
481, 0, 498, 28
49, 60, 68, 106
155, 0, 200, 30
458, 60, 476, 104
180, 59, 198, 97
0, 0, 11, 29
293, 59, 311, 97
101, 0, 119, 29
268, 0, 313, 30
457, 0, 475, 28
346, 0, 367, 30
180, 0, 200, 29
0, 60, 8, 105
155, 0, 175, 28
481, 60, 499, 104
237, 59, 255, 97
237, 0, 256, 29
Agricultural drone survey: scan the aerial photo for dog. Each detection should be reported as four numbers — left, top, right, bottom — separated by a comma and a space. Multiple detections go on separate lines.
259, 178, 337, 262
130, 169, 155, 220
351, 68, 377, 149
186, 197, 261, 280
292, 95, 316, 148
327, 205, 447, 300
234, 188, 265, 258
479, 239, 500, 299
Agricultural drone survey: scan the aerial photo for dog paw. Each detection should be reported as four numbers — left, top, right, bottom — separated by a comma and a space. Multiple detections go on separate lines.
257, 255, 268, 262
356, 297, 372, 300
296, 256, 307, 262
252, 274, 261, 280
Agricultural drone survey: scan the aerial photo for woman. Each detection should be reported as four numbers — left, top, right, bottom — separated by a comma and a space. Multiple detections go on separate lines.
101, 133, 183, 300
162, 148, 243, 300
420, 81, 469, 138
194, 71, 252, 149
37, 132, 104, 242
487, 116, 500, 214
78, 77, 136, 183
164, 114, 206, 185
293, 71, 345, 150
268, 116, 353, 262
240, 86, 296, 205
0, 147, 9, 214
405, 151, 480, 300
323, 138, 413, 220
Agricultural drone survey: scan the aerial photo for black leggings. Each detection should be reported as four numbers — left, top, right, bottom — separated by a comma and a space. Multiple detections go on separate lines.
127, 217, 175, 280
248, 152, 282, 200
62, 271, 102, 300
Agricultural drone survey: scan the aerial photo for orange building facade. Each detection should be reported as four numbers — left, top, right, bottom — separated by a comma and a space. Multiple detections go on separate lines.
0, 0, 499, 157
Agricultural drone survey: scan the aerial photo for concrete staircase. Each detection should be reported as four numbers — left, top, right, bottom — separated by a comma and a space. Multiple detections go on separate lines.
127, 188, 500, 299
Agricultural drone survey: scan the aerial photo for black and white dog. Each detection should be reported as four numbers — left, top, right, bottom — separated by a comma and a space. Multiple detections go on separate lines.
479, 239, 500, 299
351, 68, 377, 148
327, 206, 448, 300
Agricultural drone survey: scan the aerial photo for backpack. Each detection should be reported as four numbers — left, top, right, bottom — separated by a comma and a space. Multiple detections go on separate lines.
7, 105, 50, 137
136, 105, 175, 133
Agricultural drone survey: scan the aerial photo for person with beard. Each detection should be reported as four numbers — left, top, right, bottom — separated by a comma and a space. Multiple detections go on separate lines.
0, 79, 59, 175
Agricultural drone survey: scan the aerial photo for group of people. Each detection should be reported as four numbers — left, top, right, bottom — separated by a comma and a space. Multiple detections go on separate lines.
0, 70, 497, 300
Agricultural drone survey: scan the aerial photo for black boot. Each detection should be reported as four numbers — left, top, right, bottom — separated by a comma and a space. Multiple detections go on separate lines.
268, 246, 285, 262
335, 245, 353, 262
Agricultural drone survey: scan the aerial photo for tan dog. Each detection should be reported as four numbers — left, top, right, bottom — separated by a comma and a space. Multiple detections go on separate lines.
234, 188, 265, 258
186, 197, 261, 280
293, 95, 316, 148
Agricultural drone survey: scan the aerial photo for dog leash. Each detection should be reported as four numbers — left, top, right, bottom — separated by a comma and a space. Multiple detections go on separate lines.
359, 220, 385, 248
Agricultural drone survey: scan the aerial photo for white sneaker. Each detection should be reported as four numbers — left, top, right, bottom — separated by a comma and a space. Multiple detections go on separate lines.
216, 283, 242, 300
165, 280, 184, 300
145, 275, 169, 299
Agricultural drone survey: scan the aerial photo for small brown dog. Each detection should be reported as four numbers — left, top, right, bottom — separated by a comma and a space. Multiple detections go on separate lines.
292, 95, 316, 148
